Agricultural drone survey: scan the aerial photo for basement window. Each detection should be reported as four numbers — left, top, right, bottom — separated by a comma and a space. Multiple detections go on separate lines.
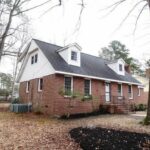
38, 78, 43, 91
26, 81, 30, 93
71, 51, 77, 61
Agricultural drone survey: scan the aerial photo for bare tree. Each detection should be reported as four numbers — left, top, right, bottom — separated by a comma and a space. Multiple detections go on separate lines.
11, 25, 31, 99
0, 0, 62, 60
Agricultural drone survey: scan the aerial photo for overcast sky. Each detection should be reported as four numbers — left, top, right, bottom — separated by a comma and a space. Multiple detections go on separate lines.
0, 0, 150, 74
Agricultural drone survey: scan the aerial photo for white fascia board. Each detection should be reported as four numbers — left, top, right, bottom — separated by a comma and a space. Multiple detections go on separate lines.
57, 43, 82, 52
55, 71, 142, 86
18, 42, 31, 62
138, 85, 144, 88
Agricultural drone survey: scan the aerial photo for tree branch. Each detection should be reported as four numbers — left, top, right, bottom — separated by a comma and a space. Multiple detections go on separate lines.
114, 0, 145, 33
133, 3, 148, 34
12, 0, 53, 16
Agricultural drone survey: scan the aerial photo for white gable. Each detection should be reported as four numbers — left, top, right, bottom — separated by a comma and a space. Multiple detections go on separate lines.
58, 44, 81, 67
18, 40, 55, 82
107, 59, 125, 76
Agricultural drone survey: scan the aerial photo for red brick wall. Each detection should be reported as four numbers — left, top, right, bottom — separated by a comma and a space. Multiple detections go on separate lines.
19, 74, 144, 116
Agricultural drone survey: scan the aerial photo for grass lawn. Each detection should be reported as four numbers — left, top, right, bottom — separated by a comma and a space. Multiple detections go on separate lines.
0, 112, 149, 150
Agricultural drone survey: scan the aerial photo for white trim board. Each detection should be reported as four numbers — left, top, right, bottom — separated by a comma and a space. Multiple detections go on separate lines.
55, 71, 142, 86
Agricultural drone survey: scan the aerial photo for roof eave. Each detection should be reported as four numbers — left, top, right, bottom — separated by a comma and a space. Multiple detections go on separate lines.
55, 70, 142, 86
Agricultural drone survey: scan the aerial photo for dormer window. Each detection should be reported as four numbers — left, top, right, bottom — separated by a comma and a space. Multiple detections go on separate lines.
71, 51, 77, 61
119, 64, 123, 71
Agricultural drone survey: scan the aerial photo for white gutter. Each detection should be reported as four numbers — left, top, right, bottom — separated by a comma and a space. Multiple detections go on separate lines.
55, 71, 142, 86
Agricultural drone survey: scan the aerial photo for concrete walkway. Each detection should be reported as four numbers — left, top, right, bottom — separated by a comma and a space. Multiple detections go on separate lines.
130, 111, 146, 120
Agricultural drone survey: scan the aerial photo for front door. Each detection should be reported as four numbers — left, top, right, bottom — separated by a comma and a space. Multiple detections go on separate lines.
105, 83, 111, 102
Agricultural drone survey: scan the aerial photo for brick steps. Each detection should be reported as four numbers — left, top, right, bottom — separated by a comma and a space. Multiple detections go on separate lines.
115, 104, 129, 114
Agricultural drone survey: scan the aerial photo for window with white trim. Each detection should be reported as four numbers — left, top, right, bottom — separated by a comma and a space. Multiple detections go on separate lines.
26, 81, 30, 93
84, 79, 91, 96
35, 54, 38, 63
38, 78, 43, 91
31, 56, 34, 64
128, 85, 133, 99
118, 84, 122, 96
64, 76, 72, 96
138, 88, 140, 96
71, 51, 77, 61
31, 54, 38, 64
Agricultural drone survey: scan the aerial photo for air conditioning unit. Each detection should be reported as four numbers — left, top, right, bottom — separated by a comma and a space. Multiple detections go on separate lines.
10, 104, 32, 113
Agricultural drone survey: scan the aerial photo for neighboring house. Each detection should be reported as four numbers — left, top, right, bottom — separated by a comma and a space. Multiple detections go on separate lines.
133, 74, 149, 105
17, 39, 143, 116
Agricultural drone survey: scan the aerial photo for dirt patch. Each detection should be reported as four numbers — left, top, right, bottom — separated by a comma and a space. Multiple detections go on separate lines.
70, 127, 150, 150
0, 103, 10, 112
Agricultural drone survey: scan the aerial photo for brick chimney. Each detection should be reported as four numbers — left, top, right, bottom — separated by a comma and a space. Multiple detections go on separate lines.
146, 68, 150, 78
125, 65, 131, 74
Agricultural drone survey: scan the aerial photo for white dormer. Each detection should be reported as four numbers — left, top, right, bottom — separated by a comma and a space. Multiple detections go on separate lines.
107, 58, 125, 76
57, 43, 81, 67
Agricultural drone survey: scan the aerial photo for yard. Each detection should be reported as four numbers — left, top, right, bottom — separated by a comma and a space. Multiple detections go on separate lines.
0, 112, 149, 150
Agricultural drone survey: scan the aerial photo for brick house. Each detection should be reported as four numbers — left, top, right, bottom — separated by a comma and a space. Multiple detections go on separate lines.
17, 39, 144, 116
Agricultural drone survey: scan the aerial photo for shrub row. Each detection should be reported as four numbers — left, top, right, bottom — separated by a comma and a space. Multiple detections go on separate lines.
130, 104, 147, 112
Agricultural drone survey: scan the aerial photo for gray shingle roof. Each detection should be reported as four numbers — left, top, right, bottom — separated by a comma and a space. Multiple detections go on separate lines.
34, 39, 141, 85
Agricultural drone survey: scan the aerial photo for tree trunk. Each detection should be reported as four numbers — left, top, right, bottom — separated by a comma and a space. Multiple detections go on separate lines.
147, 0, 150, 8
146, 69, 150, 117
11, 57, 18, 99
0, 2, 16, 60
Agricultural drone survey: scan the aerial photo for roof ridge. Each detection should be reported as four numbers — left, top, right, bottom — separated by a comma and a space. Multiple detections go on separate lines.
33, 38, 62, 48
81, 52, 108, 62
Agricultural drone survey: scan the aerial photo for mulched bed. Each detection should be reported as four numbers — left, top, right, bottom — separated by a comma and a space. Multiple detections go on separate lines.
70, 127, 150, 150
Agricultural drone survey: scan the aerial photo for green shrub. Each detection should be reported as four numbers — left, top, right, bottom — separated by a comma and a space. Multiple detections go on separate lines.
143, 116, 150, 125
130, 104, 147, 112
130, 104, 136, 112
99, 105, 109, 114
138, 104, 147, 111
134, 104, 147, 111
81, 95, 93, 101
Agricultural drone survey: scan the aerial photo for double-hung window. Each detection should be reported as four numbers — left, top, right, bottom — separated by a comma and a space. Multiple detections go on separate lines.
118, 84, 122, 96
128, 85, 133, 99
138, 88, 140, 96
35, 54, 38, 63
31, 54, 38, 64
38, 78, 43, 91
64, 77, 72, 96
84, 79, 91, 96
31, 56, 34, 64
26, 81, 30, 93
71, 51, 77, 61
